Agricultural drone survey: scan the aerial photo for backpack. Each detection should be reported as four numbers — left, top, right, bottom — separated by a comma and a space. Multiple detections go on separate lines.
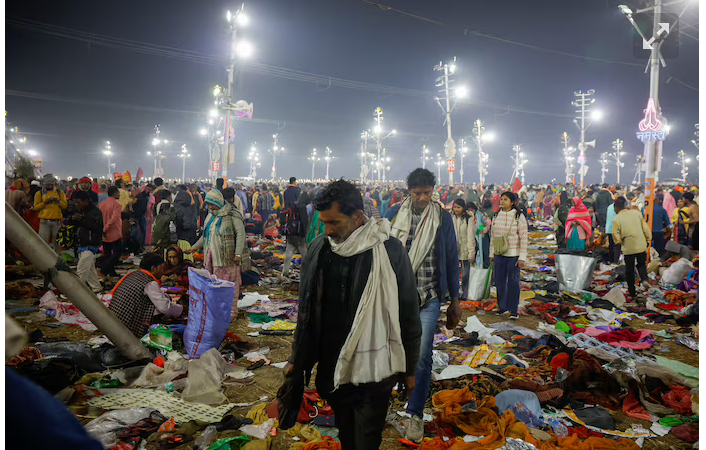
280, 205, 302, 236
55, 225, 76, 249
152, 208, 175, 247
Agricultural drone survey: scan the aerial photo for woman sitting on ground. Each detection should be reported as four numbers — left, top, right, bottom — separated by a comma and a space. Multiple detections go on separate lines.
162, 245, 196, 289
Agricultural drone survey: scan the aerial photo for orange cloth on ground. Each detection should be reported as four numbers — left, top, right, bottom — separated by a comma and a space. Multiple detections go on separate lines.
419, 434, 640, 450
291, 435, 341, 450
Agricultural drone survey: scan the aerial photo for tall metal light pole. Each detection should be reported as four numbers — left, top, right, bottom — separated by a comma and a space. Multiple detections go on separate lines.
632, 155, 644, 185
421, 145, 430, 169
610, 139, 625, 184
148, 125, 167, 179
511, 145, 527, 184
370, 108, 395, 183
247, 144, 260, 179
435, 153, 442, 181
619, 1, 671, 232
561, 132, 576, 184
309, 148, 319, 180
324, 147, 332, 180
102, 141, 113, 180
458, 139, 467, 184
572, 90, 599, 189
269, 133, 284, 180
674, 150, 690, 184
691, 124, 699, 151
471, 119, 491, 189
359, 131, 370, 182
599, 152, 610, 184
434, 58, 467, 186
178, 144, 190, 182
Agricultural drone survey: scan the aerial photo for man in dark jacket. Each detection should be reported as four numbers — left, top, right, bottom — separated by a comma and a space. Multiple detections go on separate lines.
384, 168, 461, 443
283, 177, 301, 207
594, 184, 614, 230
174, 188, 198, 245
71, 191, 104, 293
133, 184, 151, 251
282, 179, 421, 450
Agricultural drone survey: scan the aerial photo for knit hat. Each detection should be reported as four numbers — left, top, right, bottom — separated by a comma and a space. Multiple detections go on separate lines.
79, 176, 91, 184
205, 189, 224, 208
41, 174, 58, 192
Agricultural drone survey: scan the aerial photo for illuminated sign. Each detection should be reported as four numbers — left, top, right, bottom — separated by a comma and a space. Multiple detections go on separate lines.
636, 98, 667, 142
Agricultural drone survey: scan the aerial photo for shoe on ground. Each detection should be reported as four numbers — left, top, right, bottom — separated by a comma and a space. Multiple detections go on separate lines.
641, 281, 651, 290
500, 310, 510, 316
504, 353, 529, 368
536, 388, 564, 403
404, 415, 424, 443
509, 314, 519, 320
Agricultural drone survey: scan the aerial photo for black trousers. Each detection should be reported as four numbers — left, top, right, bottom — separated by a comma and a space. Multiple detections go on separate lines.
652, 231, 666, 259
624, 252, 648, 296
596, 213, 606, 231
608, 235, 621, 264
325, 378, 396, 450
100, 239, 122, 277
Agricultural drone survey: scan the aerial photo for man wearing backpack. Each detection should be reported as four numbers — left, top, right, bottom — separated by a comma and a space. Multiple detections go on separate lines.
282, 191, 310, 278
152, 195, 176, 257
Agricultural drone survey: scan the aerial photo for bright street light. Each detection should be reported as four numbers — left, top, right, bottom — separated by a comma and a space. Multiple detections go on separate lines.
27, 150, 38, 156
199, 128, 208, 136
209, 109, 218, 118
483, 131, 496, 142
234, 40, 254, 59
236, 12, 249, 26
391, 129, 397, 135
152, 138, 161, 146
455, 85, 469, 99
103, 150, 112, 156
591, 110, 604, 121
618, 4, 633, 16
373, 124, 382, 134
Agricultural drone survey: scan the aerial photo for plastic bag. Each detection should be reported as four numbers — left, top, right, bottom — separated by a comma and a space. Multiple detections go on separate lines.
661, 258, 693, 285
131, 360, 188, 387
181, 348, 252, 405
85, 407, 158, 448
140, 324, 173, 351
185, 268, 235, 358
467, 266, 493, 301
431, 350, 450, 372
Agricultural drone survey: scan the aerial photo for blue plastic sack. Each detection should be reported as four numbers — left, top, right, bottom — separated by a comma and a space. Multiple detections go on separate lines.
184, 268, 235, 358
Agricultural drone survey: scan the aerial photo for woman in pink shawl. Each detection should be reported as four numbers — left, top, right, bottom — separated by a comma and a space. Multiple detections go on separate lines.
661, 189, 677, 218
565, 197, 592, 250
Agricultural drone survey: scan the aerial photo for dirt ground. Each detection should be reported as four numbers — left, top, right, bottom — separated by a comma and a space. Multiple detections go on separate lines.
5, 244, 699, 450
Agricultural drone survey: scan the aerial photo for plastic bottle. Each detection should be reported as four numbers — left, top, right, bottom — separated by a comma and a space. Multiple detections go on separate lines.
193, 425, 217, 450
551, 420, 569, 437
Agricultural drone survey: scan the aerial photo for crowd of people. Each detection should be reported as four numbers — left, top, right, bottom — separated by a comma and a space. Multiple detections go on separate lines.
5, 168, 700, 449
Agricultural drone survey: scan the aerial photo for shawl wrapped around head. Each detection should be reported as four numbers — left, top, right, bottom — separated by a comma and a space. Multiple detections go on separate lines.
203, 202, 241, 266
565, 197, 592, 239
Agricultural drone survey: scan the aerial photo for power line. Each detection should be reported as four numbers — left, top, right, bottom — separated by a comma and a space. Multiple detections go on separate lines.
354, 0, 698, 90
6, 17, 580, 117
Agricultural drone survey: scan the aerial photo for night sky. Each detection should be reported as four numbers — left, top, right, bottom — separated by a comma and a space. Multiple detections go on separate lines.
5, 0, 700, 184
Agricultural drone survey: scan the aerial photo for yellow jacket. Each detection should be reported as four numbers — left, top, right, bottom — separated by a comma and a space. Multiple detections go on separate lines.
272, 193, 283, 210
671, 207, 690, 232
611, 209, 651, 255
34, 189, 67, 220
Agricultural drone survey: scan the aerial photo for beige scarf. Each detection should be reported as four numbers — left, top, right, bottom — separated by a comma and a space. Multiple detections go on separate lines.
330, 217, 405, 388
390, 197, 441, 273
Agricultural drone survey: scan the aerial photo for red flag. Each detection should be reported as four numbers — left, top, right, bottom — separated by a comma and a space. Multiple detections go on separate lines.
136, 167, 143, 182
511, 177, 522, 193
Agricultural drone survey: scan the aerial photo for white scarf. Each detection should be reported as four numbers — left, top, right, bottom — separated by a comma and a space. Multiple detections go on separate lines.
390, 197, 441, 273
330, 217, 406, 388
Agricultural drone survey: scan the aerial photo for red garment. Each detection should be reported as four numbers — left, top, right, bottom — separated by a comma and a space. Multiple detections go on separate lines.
491, 194, 500, 213
98, 196, 123, 243
655, 302, 684, 310
670, 424, 699, 443
662, 385, 693, 413
595, 329, 645, 344
511, 177, 521, 193
91, 182, 100, 193
549, 352, 569, 376
622, 390, 650, 420
23, 208, 40, 232
567, 426, 604, 438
